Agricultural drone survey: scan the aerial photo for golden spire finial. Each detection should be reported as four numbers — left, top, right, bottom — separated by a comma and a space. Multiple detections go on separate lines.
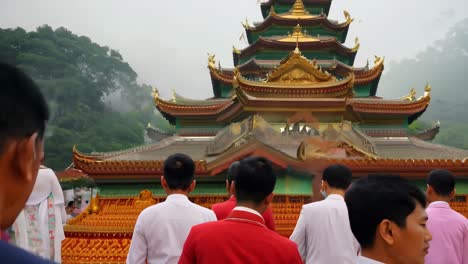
289, 0, 309, 16
352, 37, 360, 52
151, 87, 159, 99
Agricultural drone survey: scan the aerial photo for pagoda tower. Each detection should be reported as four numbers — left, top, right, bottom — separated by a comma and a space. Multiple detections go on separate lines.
63, 1, 468, 262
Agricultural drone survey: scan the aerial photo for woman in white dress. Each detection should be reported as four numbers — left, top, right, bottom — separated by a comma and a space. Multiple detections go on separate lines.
12, 165, 66, 263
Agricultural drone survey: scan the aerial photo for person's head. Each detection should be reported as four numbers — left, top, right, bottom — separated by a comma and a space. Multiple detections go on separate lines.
235, 156, 276, 213
67, 201, 76, 209
0, 63, 49, 229
321, 164, 352, 196
161, 153, 196, 194
345, 175, 431, 264
225, 161, 240, 195
426, 169, 456, 203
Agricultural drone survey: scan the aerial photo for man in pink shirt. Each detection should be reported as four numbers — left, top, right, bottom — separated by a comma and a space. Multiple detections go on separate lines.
425, 169, 468, 264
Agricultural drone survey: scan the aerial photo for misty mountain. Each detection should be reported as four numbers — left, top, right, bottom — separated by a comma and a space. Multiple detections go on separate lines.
378, 17, 468, 149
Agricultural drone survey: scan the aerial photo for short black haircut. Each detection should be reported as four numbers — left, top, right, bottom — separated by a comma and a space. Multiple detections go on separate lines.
67, 201, 75, 207
345, 175, 426, 249
427, 169, 455, 196
322, 164, 352, 189
0, 63, 49, 154
235, 156, 276, 204
227, 161, 240, 185
163, 153, 195, 190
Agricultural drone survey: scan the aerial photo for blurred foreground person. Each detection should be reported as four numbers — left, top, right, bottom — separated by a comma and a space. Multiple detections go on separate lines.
211, 161, 275, 230
425, 169, 468, 264
127, 153, 216, 264
179, 157, 302, 264
290, 164, 359, 263
345, 175, 432, 264
0, 62, 52, 263
12, 165, 67, 263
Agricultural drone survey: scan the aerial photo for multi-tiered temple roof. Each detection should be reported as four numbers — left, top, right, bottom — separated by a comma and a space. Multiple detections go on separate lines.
63, 0, 468, 262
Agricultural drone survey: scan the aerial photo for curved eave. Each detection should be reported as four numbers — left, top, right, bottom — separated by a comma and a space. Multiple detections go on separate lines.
350, 96, 430, 123
155, 96, 234, 116
239, 37, 357, 61
73, 152, 209, 175
235, 72, 355, 98
208, 66, 234, 85
247, 14, 351, 34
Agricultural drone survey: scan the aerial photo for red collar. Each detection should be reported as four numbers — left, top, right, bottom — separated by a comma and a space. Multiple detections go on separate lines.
225, 209, 266, 228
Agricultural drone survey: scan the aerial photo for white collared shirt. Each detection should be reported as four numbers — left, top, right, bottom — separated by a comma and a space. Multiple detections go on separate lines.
357, 256, 385, 264
290, 194, 360, 264
127, 194, 217, 264
232, 206, 264, 219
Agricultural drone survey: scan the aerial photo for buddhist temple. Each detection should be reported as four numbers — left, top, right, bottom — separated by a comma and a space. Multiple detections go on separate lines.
61, 0, 468, 263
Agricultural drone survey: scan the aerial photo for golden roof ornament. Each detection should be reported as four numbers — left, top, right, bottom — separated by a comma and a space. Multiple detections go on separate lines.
402, 88, 417, 101
279, 24, 319, 42
171, 89, 177, 102
424, 83, 432, 97
151, 87, 159, 99
207, 53, 216, 69
289, 0, 309, 17
241, 17, 250, 30
352, 37, 360, 52
343, 10, 354, 24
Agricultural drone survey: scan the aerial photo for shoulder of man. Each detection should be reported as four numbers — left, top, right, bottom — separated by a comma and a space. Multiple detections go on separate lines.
0, 241, 53, 263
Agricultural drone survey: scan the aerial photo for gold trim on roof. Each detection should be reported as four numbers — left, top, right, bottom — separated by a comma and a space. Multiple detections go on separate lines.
278, 24, 320, 43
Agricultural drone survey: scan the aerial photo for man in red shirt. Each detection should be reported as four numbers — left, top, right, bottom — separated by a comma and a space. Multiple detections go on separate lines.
211, 161, 275, 230
179, 157, 302, 264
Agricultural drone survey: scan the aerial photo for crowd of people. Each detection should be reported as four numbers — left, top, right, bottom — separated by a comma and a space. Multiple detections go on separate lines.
1, 63, 467, 264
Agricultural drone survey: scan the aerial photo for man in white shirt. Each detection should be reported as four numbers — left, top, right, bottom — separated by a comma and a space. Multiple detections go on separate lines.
345, 175, 432, 264
126, 153, 216, 264
290, 164, 359, 264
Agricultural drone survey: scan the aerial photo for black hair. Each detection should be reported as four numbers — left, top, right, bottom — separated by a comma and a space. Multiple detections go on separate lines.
427, 169, 455, 196
226, 161, 240, 185
163, 153, 195, 190
345, 175, 426, 249
0, 63, 49, 154
322, 164, 352, 190
67, 201, 75, 207
235, 156, 276, 204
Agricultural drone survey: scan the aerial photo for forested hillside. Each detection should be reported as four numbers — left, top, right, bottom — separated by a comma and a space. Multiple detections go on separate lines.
0, 25, 173, 169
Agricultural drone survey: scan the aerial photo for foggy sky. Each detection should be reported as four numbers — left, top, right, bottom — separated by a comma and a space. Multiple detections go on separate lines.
1, 0, 467, 100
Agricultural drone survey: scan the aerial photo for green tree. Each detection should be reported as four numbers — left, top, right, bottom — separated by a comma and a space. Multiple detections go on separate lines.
0, 25, 174, 169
